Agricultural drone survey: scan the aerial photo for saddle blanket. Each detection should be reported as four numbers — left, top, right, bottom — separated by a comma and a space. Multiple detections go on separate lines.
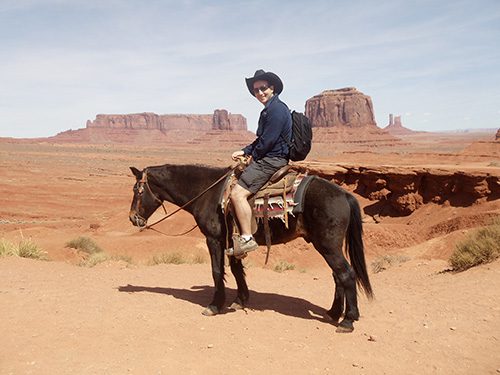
220, 172, 315, 224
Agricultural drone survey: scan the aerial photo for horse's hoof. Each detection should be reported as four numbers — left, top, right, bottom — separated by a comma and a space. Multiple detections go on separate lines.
202, 305, 219, 316
229, 300, 245, 310
336, 319, 354, 333
327, 309, 342, 323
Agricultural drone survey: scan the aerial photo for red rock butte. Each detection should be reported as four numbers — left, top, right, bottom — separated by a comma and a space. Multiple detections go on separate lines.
35, 87, 421, 150
383, 114, 418, 136
305, 87, 377, 128
51, 109, 255, 146
86, 110, 247, 131
305, 87, 402, 147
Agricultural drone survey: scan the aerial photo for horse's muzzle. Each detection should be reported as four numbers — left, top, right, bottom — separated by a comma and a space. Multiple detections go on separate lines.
129, 212, 147, 228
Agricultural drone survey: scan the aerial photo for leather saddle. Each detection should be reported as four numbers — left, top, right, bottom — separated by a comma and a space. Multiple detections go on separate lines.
254, 165, 297, 199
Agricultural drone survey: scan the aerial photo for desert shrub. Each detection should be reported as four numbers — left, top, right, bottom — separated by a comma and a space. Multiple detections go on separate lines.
371, 254, 410, 273
66, 236, 112, 267
0, 239, 12, 256
449, 218, 500, 271
66, 236, 103, 254
148, 252, 207, 266
191, 253, 207, 264
111, 255, 134, 264
79, 252, 109, 267
149, 252, 186, 265
274, 260, 295, 273
0, 238, 46, 260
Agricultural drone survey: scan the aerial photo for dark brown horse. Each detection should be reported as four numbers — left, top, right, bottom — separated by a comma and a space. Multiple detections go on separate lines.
129, 164, 373, 332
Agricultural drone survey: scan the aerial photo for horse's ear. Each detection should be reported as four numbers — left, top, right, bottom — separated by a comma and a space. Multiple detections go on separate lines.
130, 167, 142, 179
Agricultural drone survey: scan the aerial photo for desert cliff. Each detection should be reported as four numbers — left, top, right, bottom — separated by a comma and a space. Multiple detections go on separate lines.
305, 87, 377, 128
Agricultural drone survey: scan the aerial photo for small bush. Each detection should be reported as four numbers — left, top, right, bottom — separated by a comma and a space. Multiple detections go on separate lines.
0, 238, 46, 260
66, 236, 103, 254
371, 254, 410, 273
0, 239, 13, 256
66, 236, 111, 267
149, 252, 186, 265
148, 252, 206, 266
274, 260, 295, 273
79, 252, 109, 267
191, 253, 207, 264
449, 219, 500, 271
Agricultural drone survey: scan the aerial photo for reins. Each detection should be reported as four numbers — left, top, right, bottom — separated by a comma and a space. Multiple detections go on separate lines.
139, 165, 238, 235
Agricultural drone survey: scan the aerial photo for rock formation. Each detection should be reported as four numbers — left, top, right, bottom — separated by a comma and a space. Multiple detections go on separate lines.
293, 164, 500, 216
383, 114, 416, 135
50, 109, 253, 145
303, 87, 403, 149
86, 110, 247, 131
305, 87, 377, 128
496, 128, 500, 141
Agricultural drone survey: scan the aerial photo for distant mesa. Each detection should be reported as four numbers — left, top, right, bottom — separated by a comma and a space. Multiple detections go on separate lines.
383, 114, 417, 135
305, 87, 377, 128
15, 88, 415, 150
305, 87, 403, 147
51, 109, 254, 145
86, 109, 247, 131
496, 128, 500, 141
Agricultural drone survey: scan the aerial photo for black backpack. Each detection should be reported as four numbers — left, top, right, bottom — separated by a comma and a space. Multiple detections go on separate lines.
286, 111, 312, 161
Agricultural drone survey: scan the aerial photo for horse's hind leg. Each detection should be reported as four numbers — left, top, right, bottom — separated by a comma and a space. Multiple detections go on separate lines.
329, 272, 345, 322
319, 248, 359, 332
228, 256, 249, 309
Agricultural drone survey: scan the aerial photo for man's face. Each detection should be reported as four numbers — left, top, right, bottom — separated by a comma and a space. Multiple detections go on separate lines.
252, 80, 274, 105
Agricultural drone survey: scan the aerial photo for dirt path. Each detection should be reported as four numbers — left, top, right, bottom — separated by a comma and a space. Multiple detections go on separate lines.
1, 256, 499, 374
1, 140, 499, 374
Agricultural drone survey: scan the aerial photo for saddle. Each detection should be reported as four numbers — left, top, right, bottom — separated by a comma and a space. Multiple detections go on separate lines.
220, 164, 313, 263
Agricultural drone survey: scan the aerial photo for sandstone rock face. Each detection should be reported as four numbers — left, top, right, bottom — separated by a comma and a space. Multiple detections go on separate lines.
384, 114, 416, 135
86, 110, 247, 131
496, 128, 500, 141
212, 109, 247, 131
294, 164, 500, 216
305, 88, 377, 128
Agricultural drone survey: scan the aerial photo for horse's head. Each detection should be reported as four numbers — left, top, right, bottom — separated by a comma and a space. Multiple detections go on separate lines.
129, 167, 163, 228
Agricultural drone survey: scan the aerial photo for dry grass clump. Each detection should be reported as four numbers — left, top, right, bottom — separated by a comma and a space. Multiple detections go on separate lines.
66, 236, 110, 267
273, 260, 296, 273
148, 252, 207, 266
449, 218, 500, 271
79, 252, 109, 267
0, 238, 47, 260
66, 236, 103, 254
371, 254, 410, 274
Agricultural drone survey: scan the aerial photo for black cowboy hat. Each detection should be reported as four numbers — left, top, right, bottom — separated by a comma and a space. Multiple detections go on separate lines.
245, 69, 284, 97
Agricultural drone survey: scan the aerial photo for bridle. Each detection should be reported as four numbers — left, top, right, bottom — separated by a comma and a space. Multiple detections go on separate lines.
134, 166, 237, 235
136, 172, 168, 213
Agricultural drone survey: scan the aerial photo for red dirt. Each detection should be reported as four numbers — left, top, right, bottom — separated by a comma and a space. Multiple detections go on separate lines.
0, 134, 499, 374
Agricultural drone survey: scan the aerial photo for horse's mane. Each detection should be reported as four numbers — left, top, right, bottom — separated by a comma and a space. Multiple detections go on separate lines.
146, 163, 231, 182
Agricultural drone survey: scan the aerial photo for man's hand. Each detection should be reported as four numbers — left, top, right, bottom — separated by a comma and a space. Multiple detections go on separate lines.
231, 150, 245, 161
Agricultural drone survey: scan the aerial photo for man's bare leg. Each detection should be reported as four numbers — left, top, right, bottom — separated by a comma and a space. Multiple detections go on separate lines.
229, 184, 258, 255
231, 184, 253, 235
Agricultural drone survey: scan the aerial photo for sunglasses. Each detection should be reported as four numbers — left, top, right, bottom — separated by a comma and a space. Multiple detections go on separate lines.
253, 85, 270, 94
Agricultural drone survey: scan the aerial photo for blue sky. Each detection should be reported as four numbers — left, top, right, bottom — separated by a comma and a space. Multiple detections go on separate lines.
1, 0, 499, 138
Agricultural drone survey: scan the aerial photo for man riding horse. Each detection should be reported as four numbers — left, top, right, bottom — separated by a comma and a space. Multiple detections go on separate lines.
229, 69, 292, 258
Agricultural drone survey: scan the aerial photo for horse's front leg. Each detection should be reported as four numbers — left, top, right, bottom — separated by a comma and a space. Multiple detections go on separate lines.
228, 256, 249, 310
202, 236, 226, 316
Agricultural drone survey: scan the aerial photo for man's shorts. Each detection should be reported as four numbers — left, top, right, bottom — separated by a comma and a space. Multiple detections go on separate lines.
237, 156, 288, 194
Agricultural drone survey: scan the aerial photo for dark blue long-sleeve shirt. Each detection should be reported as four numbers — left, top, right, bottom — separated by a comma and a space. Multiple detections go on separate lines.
242, 95, 292, 161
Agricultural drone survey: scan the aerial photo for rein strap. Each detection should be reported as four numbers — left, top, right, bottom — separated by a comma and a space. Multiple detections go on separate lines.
142, 165, 237, 231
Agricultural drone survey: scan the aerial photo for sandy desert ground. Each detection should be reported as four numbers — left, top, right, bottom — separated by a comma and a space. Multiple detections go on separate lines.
1, 133, 499, 374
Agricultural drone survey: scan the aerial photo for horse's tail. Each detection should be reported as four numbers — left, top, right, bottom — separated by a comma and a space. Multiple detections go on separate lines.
345, 193, 374, 299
